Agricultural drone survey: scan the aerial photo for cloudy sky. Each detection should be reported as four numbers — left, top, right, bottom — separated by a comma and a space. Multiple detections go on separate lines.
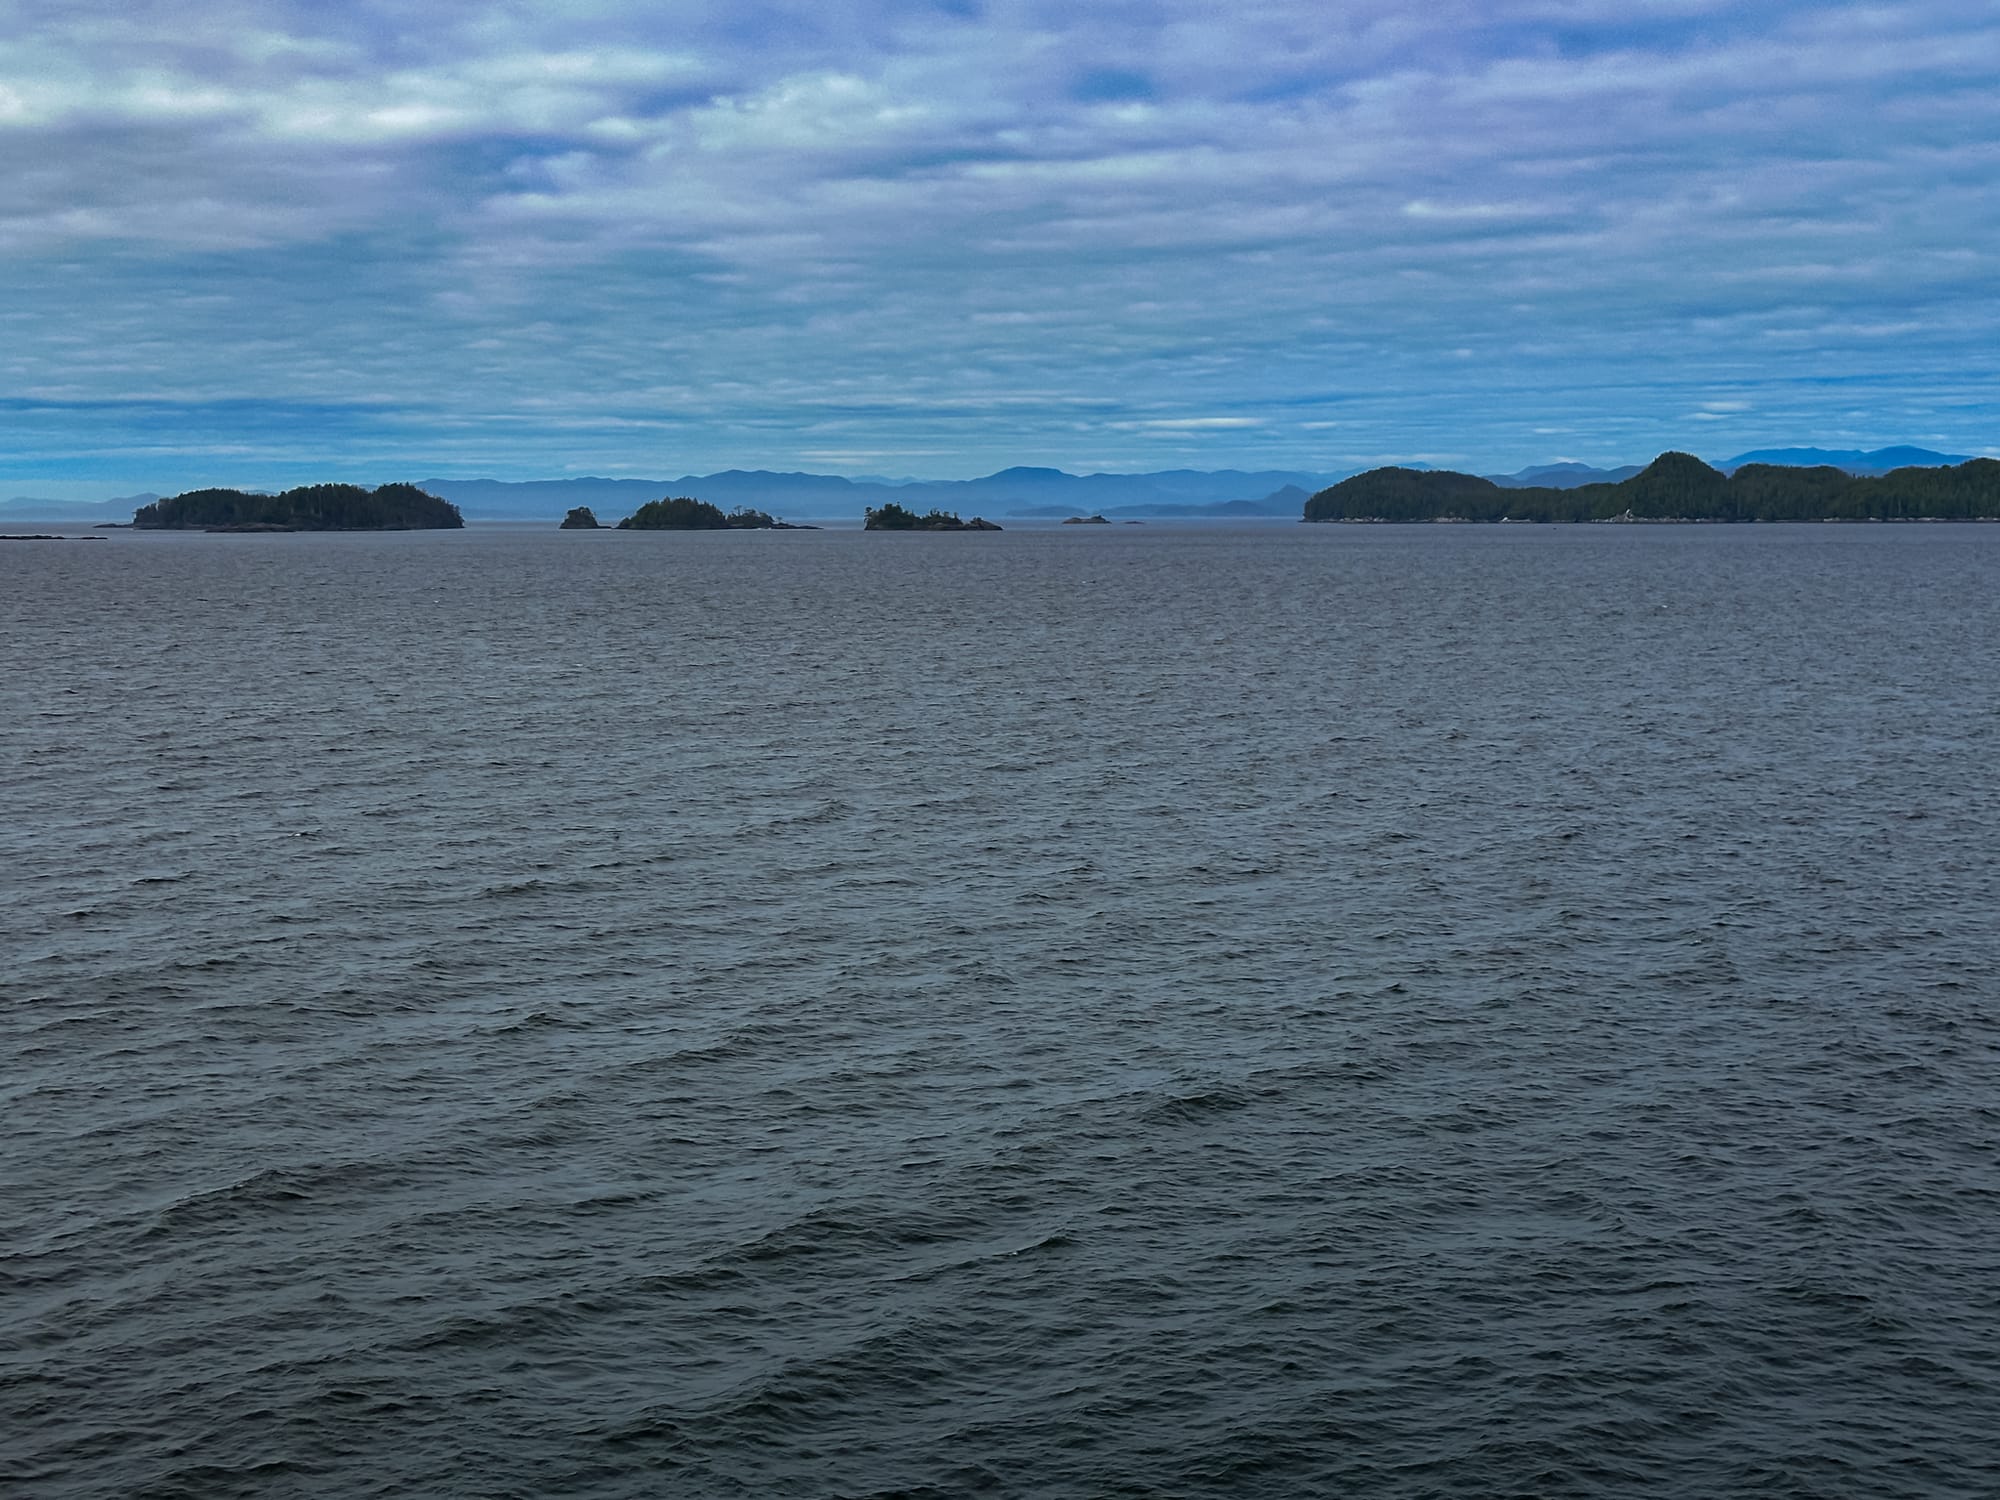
4, 0, 1996, 495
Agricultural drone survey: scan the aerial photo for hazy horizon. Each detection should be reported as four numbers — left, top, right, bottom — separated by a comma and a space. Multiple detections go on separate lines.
8, 442, 1990, 510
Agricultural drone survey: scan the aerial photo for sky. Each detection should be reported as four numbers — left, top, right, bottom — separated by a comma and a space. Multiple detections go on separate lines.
3, 0, 1997, 497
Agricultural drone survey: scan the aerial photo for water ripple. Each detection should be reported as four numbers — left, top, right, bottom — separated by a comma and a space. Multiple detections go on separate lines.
3, 524, 1998, 1497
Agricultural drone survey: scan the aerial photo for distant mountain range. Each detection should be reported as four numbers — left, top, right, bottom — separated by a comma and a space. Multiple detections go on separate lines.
1484, 462, 1645, 489
410, 468, 1349, 521
1481, 448, 1973, 488
0, 494, 157, 523
4, 473, 1326, 522
1007, 484, 1317, 520
0, 447, 1979, 523
1713, 446, 1972, 475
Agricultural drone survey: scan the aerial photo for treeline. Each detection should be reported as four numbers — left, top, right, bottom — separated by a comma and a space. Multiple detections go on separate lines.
1304, 453, 2000, 523
863, 503, 1001, 530
617, 497, 780, 529
133, 483, 463, 530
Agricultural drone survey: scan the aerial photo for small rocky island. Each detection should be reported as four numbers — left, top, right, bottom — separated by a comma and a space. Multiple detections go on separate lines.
132, 483, 463, 531
616, 497, 810, 529
863, 503, 1001, 531
559, 506, 602, 529
1062, 514, 1111, 525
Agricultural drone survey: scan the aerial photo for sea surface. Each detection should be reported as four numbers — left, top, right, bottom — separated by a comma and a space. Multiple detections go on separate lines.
4, 522, 1998, 1498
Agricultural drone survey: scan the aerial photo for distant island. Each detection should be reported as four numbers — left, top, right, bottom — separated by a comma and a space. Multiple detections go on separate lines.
1305, 453, 2000, 524
132, 484, 463, 531
617, 497, 809, 529
560, 506, 602, 529
1063, 514, 1111, 525
864, 503, 1001, 531
365, 450, 1977, 524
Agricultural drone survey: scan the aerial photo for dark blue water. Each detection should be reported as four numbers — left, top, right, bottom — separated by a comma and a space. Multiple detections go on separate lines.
5, 524, 1998, 1498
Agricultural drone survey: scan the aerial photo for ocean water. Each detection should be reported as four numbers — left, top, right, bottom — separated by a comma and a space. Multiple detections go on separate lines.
4, 523, 1998, 1498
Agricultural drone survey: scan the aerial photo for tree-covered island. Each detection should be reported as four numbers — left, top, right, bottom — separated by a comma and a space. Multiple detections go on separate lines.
863, 503, 1001, 530
132, 484, 464, 530
1304, 452, 2000, 524
616, 497, 810, 529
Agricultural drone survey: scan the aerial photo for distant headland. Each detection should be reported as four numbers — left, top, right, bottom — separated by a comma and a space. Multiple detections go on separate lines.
1304, 453, 2000, 524
132, 484, 463, 531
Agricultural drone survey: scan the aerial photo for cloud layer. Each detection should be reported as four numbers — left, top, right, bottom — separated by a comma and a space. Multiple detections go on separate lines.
4, 0, 1997, 490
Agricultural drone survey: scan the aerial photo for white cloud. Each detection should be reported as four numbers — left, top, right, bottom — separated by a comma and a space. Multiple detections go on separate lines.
1, 0, 1996, 482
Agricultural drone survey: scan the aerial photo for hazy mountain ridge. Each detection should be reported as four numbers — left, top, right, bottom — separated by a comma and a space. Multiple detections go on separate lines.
1480, 448, 1974, 487
413, 468, 1351, 520
1485, 463, 1644, 488
2, 446, 1979, 523
0, 494, 159, 522
1715, 446, 1971, 475
413, 449, 1979, 520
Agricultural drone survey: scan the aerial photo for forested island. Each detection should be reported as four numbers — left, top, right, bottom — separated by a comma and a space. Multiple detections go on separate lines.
131, 484, 462, 530
1304, 453, 2000, 523
617, 497, 809, 529
864, 503, 1001, 531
